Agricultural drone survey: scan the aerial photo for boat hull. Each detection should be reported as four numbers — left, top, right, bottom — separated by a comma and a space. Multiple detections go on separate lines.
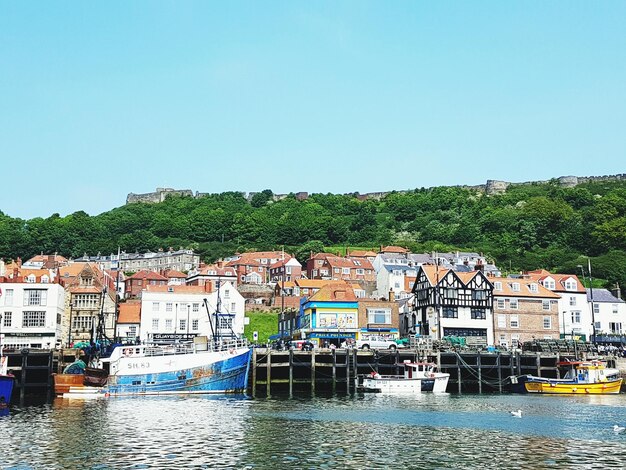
52, 373, 85, 395
525, 378, 623, 394
105, 347, 251, 396
0, 375, 14, 404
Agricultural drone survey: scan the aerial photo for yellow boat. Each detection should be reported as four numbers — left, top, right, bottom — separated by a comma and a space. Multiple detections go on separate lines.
523, 361, 623, 394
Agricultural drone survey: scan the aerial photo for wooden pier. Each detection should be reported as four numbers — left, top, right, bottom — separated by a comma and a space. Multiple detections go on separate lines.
249, 347, 597, 396
3, 349, 55, 403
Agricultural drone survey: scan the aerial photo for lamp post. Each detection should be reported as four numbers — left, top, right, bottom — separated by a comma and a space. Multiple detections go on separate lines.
174, 303, 179, 342
186, 304, 190, 335
562, 310, 566, 339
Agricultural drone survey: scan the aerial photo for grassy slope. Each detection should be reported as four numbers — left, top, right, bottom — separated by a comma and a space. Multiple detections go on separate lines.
244, 310, 279, 344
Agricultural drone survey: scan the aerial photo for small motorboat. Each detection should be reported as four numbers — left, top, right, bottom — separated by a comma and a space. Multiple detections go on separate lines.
0, 353, 14, 407
358, 361, 450, 394
511, 360, 623, 395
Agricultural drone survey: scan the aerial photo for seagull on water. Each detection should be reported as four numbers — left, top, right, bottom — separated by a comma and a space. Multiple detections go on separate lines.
510, 409, 522, 418
613, 424, 625, 433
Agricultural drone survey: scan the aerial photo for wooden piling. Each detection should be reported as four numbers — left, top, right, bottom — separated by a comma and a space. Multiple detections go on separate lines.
311, 349, 316, 395
289, 349, 293, 397
332, 348, 336, 394
477, 352, 482, 394
266, 349, 271, 397
252, 348, 257, 398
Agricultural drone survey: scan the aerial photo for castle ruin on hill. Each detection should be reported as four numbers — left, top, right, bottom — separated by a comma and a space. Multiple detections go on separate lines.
126, 174, 626, 205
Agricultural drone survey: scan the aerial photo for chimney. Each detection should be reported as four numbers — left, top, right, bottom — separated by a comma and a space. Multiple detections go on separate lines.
217, 259, 223, 269
389, 288, 395, 302
17, 257, 22, 268
611, 283, 622, 300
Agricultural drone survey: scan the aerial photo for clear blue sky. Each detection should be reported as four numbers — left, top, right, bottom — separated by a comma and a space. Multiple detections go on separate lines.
1, 1, 625, 219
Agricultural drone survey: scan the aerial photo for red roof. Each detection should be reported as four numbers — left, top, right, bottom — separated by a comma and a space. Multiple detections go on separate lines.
118, 302, 141, 324
129, 270, 168, 281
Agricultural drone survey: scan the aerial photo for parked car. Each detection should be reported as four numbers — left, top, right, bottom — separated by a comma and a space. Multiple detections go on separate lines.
355, 336, 404, 350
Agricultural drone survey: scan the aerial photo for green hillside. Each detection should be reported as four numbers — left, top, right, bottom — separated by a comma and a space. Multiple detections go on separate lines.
1, 179, 626, 293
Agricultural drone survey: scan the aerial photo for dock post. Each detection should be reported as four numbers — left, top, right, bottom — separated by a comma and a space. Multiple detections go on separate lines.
332, 348, 336, 394
289, 349, 293, 397
311, 349, 316, 395
20, 349, 28, 404
266, 349, 271, 397
536, 353, 542, 378
477, 351, 482, 394
516, 351, 521, 375
252, 348, 257, 398
497, 352, 502, 393
556, 353, 561, 379
457, 353, 462, 394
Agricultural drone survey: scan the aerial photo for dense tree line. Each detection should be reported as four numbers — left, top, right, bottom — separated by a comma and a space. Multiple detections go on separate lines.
1, 180, 626, 292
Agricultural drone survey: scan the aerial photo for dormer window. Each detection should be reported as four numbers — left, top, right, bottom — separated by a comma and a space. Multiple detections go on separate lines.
26, 274, 36, 283
543, 278, 556, 290
41, 275, 49, 284
512, 282, 520, 292
564, 278, 577, 291
529, 283, 538, 293
493, 282, 502, 291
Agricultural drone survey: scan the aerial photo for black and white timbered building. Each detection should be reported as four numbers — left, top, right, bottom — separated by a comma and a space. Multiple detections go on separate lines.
406, 266, 494, 343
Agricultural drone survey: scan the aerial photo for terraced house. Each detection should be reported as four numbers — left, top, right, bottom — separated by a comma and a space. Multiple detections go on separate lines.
491, 277, 561, 347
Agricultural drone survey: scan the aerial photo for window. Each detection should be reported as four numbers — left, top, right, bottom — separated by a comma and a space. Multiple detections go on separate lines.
224, 290, 230, 299
80, 276, 94, 287
442, 307, 458, 318
609, 322, 622, 334
510, 315, 519, 328
493, 282, 502, 291
192, 319, 199, 331
312, 270, 318, 277
165, 319, 173, 330
471, 308, 486, 320
342, 267, 350, 275
543, 316, 551, 329
334, 268, 340, 274
129, 326, 137, 336
26, 274, 36, 283
511, 283, 520, 292
543, 279, 555, 290
231, 302, 236, 312
74, 294, 99, 309
444, 288, 458, 299
564, 279, 577, 291
22, 311, 46, 328
219, 317, 233, 329
542, 300, 551, 311
3, 312, 12, 327
72, 315, 93, 331
41, 275, 49, 284
356, 269, 364, 275
24, 289, 47, 306
569, 296, 576, 306
152, 302, 160, 312
166, 303, 173, 312
4, 289, 13, 306
612, 304, 619, 314
571, 311, 581, 324
472, 290, 486, 300
152, 319, 159, 330
509, 299, 518, 310
367, 308, 391, 324
496, 299, 505, 310
179, 319, 186, 331
192, 303, 199, 313
529, 283, 538, 293
497, 314, 506, 328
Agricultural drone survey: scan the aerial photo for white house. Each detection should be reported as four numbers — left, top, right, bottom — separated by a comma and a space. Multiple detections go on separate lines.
139, 283, 245, 344
0, 276, 66, 349
587, 288, 626, 336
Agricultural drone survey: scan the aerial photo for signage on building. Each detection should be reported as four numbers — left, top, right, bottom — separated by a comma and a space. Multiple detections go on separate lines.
5, 332, 56, 337
152, 333, 196, 344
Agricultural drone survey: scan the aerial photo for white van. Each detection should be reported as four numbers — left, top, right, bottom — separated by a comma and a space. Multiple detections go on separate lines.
355, 336, 402, 350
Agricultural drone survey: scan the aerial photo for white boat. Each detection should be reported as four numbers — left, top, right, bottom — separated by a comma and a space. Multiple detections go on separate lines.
358, 362, 450, 394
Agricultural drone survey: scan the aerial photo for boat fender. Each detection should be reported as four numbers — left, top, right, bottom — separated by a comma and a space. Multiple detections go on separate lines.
429, 373, 436, 378
124, 348, 133, 357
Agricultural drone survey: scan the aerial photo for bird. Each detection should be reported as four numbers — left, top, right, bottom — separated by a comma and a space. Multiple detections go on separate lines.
613, 424, 625, 433
510, 409, 522, 418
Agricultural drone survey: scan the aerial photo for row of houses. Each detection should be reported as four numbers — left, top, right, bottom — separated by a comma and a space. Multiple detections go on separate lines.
0, 258, 245, 350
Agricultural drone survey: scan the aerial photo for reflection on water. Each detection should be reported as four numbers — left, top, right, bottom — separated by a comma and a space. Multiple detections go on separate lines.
1, 393, 625, 469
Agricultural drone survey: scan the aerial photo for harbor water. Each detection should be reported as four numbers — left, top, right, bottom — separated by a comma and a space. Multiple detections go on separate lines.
1, 393, 626, 469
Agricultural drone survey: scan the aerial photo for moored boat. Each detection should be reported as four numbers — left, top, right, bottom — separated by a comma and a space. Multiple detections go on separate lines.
63, 337, 251, 398
0, 355, 14, 407
512, 360, 622, 395
358, 361, 450, 394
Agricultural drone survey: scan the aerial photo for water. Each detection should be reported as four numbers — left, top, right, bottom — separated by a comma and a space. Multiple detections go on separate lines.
1, 393, 626, 469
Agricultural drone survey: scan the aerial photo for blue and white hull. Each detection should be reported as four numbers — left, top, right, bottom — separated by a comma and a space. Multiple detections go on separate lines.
100, 343, 251, 396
